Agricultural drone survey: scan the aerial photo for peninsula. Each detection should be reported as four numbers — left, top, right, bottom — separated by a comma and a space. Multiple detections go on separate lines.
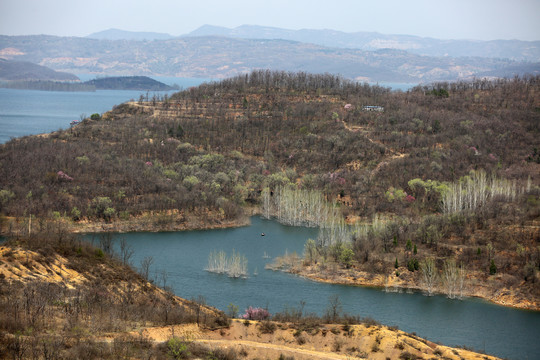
0, 70, 538, 359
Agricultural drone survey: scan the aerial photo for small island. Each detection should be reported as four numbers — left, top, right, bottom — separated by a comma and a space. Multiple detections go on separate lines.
84, 75, 175, 91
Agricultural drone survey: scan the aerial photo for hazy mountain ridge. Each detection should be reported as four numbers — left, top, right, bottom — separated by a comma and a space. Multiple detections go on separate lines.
87, 28, 174, 40
186, 24, 540, 62
0, 34, 538, 83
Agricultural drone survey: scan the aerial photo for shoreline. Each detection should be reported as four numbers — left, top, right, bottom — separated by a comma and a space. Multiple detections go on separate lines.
2, 211, 538, 312
67, 207, 261, 234
69, 216, 251, 234
282, 263, 540, 312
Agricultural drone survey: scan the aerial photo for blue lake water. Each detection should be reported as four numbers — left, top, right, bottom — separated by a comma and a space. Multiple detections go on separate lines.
0, 77, 210, 144
87, 217, 540, 360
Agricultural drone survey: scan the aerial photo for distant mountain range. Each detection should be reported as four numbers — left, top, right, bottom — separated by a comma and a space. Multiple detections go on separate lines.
1, 26, 539, 83
84, 25, 540, 63
87, 28, 174, 41
184, 25, 540, 62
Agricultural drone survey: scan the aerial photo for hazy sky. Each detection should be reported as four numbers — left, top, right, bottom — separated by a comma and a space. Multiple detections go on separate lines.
1, 0, 539, 41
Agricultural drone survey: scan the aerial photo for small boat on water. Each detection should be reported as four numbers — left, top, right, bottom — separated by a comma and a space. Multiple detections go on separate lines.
261, 232, 265, 236
263, 251, 271, 259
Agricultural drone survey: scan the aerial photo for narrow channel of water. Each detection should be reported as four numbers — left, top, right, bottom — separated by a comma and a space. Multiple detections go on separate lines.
86, 217, 540, 360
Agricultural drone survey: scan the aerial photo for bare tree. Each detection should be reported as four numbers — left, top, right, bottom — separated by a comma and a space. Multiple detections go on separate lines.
119, 238, 134, 266
324, 294, 342, 323
98, 233, 114, 256
139, 256, 154, 281
158, 269, 169, 291
443, 259, 459, 299
303, 238, 318, 265
458, 262, 467, 299
421, 257, 437, 296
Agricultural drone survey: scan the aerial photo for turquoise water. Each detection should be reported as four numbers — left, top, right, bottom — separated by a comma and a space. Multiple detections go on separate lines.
86, 217, 540, 360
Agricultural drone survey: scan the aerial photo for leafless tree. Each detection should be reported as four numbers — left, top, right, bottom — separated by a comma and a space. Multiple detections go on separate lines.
443, 259, 459, 299
140, 256, 154, 281
98, 233, 114, 256
421, 257, 437, 296
458, 262, 467, 299
324, 294, 342, 323
119, 238, 134, 266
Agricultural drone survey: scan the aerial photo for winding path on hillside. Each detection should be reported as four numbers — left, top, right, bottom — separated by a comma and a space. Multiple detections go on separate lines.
342, 119, 408, 177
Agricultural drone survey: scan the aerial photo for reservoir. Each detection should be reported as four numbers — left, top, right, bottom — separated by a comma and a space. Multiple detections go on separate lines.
88, 217, 540, 360
0, 76, 207, 144
2, 80, 539, 359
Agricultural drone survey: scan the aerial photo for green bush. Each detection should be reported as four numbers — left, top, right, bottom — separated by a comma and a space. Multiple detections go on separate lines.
70, 207, 81, 221
407, 258, 419, 272
167, 337, 189, 359
489, 260, 497, 275
338, 247, 354, 268
89, 196, 115, 221
405, 239, 412, 251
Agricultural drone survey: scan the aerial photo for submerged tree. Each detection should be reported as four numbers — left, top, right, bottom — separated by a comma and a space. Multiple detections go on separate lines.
227, 250, 248, 278
205, 249, 248, 278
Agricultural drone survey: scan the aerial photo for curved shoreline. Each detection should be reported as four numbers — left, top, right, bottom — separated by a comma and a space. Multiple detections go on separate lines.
2, 212, 538, 312
283, 264, 540, 312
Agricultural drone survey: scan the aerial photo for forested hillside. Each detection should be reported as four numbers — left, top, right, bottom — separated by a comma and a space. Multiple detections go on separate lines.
1, 71, 539, 308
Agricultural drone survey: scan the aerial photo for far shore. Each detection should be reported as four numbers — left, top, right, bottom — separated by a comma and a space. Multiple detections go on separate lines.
276, 262, 540, 312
